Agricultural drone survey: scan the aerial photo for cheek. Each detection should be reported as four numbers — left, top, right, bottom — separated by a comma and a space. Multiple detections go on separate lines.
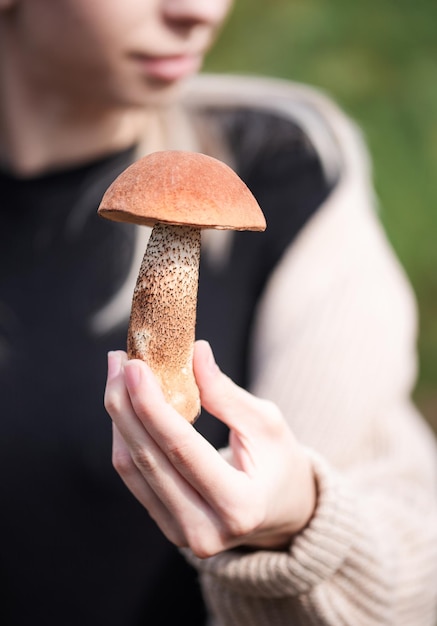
71, 0, 152, 50
18, 2, 137, 93
218, 0, 235, 24
21, 0, 138, 65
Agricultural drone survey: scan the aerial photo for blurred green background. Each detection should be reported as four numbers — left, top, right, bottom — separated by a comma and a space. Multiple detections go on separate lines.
204, 0, 437, 432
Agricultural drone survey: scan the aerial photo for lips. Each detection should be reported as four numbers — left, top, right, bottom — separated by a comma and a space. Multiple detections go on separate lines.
132, 53, 203, 82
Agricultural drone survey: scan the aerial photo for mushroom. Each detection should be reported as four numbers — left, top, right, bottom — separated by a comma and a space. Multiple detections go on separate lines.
98, 150, 266, 423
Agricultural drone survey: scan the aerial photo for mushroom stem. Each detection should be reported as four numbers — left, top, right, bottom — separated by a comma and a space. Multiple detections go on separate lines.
127, 222, 201, 423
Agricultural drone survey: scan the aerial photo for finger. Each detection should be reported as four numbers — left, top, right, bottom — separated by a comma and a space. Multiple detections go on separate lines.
105, 351, 152, 446
112, 423, 185, 547
107, 355, 200, 512
123, 358, 250, 515
106, 352, 183, 463
114, 413, 226, 554
193, 340, 279, 435
109, 356, 227, 544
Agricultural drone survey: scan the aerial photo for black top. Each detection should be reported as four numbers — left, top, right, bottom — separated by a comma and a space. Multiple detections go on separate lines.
0, 106, 332, 625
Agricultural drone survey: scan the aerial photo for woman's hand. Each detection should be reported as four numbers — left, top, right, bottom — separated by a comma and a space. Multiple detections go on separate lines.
104, 340, 316, 559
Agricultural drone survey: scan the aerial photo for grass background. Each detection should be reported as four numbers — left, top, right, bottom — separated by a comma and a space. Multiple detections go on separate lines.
204, 0, 437, 432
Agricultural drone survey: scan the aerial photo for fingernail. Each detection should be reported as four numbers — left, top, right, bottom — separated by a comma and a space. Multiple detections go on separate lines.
124, 360, 142, 389
107, 351, 122, 381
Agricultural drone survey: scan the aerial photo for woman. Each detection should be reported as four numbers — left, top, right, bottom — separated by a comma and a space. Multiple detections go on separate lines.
1, 1, 437, 625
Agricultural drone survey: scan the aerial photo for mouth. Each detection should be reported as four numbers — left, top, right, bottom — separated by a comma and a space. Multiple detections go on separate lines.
130, 53, 203, 82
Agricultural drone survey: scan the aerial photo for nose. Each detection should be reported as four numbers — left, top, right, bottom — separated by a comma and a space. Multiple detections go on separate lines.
162, 0, 232, 28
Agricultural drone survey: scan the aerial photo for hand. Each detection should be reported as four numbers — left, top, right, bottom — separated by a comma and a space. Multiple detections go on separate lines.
104, 340, 316, 559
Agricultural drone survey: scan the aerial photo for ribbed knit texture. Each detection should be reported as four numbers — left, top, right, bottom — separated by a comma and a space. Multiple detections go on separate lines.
184, 80, 437, 626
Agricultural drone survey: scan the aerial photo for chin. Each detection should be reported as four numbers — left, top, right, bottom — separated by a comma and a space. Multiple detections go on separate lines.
144, 79, 184, 105
117, 76, 186, 109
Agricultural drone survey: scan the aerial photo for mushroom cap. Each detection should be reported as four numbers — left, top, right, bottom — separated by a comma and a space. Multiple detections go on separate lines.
97, 150, 266, 231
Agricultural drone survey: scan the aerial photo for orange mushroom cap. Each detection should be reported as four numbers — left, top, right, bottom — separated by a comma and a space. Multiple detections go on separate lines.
97, 150, 266, 232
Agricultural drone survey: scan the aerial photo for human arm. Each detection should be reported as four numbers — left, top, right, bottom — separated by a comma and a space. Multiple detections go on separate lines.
187, 173, 437, 624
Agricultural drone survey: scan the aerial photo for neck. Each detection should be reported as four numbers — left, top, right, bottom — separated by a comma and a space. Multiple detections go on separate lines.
0, 82, 151, 177
1, 105, 150, 177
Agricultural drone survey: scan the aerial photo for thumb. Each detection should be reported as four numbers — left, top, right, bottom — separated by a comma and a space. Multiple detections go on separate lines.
193, 340, 264, 431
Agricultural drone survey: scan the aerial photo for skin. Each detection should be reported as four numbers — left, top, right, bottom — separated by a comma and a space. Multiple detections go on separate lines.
0, 0, 317, 554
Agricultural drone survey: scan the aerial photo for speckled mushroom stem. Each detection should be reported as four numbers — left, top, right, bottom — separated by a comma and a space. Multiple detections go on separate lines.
127, 223, 201, 423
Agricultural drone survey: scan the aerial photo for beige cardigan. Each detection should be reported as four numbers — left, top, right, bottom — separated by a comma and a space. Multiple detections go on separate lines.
182, 75, 437, 625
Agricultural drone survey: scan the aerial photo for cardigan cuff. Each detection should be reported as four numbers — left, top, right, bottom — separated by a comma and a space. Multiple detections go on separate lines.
183, 450, 358, 599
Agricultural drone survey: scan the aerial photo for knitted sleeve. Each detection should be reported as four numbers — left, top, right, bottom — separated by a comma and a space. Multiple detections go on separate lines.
185, 160, 437, 625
